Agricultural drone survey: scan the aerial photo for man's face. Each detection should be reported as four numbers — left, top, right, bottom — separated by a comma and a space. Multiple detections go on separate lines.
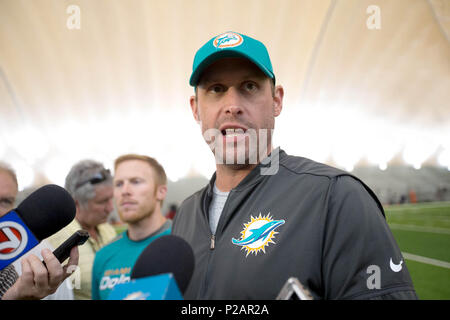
190, 58, 283, 167
113, 160, 166, 224
0, 170, 18, 216
78, 184, 114, 226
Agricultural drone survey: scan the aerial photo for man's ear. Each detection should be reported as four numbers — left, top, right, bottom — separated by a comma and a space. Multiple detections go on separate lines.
74, 199, 81, 213
273, 85, 284, 117
156, 185, 168, 202
190, 95, 200, 123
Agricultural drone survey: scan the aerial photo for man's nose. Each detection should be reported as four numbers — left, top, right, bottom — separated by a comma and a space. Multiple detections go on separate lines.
223, 88, 243, 116
121, 181, 131, 195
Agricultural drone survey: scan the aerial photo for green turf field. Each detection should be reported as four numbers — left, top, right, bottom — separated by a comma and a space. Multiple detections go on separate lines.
385, 202, 450, 300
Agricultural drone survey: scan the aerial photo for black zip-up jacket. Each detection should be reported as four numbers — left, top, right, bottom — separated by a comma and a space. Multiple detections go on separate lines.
172, 149, 417, 299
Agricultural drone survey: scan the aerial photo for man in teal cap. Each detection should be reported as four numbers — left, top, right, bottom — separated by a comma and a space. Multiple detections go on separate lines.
189, 31, 282, 172
189, 31, 276, 86
172, 31, 417, 300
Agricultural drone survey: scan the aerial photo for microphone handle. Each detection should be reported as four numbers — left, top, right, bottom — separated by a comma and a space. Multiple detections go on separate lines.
43, 230, 89, 267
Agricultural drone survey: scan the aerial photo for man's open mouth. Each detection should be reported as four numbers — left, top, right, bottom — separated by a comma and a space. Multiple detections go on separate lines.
221, 128, 246, 137
219, 123, 248, 138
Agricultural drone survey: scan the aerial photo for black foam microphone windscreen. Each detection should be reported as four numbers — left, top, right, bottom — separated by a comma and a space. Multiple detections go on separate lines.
15, 184, 76, 240
131, 235, 195, 294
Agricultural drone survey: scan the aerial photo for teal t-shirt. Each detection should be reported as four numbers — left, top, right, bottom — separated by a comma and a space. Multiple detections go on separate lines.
91, 220, 172, 300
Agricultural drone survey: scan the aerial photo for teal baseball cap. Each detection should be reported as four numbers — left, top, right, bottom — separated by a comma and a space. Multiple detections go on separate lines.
189, 31, 275, 87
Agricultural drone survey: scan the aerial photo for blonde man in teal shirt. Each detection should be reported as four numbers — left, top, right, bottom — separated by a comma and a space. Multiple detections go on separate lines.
92, 154, 172, 300
92, 221, 171, 300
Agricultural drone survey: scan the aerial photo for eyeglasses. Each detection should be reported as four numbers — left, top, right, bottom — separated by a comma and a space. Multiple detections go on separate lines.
75, 169, 111, 189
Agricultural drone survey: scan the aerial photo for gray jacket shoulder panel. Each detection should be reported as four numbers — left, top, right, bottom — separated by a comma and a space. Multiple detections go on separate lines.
279, 152, 385, 217
279, 153, 348, 179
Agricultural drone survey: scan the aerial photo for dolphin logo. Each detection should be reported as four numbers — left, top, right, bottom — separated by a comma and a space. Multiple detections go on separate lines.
232, 219, 285, 246
213, 32, 243, 48
216, 34, 237, 47
390, 258, 403, 272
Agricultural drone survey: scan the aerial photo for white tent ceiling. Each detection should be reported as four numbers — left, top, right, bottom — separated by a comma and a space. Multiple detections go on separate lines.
0, 0, 449, 189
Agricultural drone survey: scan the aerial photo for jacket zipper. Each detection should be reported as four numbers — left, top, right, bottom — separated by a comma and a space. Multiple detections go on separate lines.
200, 189, 233, 298
210, 234, 215, 250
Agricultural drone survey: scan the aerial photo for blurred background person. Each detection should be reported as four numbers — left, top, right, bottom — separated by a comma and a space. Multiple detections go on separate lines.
0, 162, 17, 215
0, 162, 78, 300
165, 203, 178, 220
92, 154, 171, 300
47, 160, 116, 300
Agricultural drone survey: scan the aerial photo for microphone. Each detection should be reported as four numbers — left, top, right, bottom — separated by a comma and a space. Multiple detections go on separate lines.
108, 235, 195, 300
276, 277, 314, 300
0, 184, 76, 270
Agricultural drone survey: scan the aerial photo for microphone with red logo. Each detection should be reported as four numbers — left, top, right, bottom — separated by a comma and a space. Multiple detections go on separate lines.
0, 184, 76, 270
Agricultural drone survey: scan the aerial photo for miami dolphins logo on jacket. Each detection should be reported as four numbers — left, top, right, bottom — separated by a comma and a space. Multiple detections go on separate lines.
232, 213, 285, 257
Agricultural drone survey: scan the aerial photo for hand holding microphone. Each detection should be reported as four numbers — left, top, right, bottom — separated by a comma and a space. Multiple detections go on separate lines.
2, 246, 79, 300
0, 184, 79, 299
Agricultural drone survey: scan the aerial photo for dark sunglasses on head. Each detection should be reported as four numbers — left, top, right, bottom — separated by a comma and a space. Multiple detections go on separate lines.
75, 169, 111, 189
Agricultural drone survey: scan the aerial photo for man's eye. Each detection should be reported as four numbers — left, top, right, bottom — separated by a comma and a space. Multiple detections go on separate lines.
0, 198, 13, 208
243, 82, 257, 91
114, 181, 123, 188
209, 85, 224, 93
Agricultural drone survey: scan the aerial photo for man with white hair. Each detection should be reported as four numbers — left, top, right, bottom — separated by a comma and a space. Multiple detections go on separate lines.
47, 159, 116, 300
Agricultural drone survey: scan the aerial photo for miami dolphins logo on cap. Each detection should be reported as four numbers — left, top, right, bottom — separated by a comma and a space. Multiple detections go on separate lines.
232, 213, 285, 257
213, 32, 244, 49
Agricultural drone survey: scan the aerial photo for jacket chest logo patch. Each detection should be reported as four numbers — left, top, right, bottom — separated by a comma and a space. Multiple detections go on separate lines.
232, 213, 285, 257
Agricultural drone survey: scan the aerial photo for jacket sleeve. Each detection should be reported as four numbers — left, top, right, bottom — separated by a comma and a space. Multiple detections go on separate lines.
0, 265, 18, 299
321, 175, 417, 300
368, 290, 418, 300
